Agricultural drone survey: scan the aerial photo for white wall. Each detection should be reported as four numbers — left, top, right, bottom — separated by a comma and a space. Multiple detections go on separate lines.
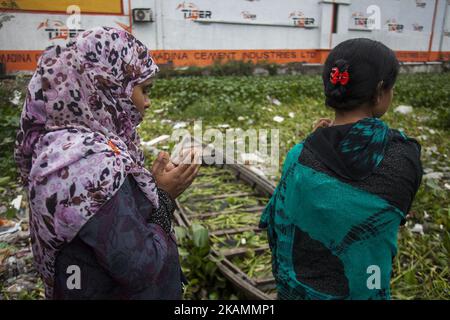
0, 12, 129, 50
332, 0, 442, 51
155, 0, 322, 50
0, 0, 449, 57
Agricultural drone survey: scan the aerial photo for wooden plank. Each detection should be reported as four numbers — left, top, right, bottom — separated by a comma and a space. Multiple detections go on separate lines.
226, 164, 275, 197
211, 226, 262, 237
255, 277, 276, 291
210, 252, 256, 286
174, 201, 192, 226
172, 152, 276, 300
257, 283, 276, 292
268, 292, 278, 300
173, 210, 190, 228
211, 252, 273, 300
220, 244, 269, 258
196, 171, 234, 178
255, 277, 276, 285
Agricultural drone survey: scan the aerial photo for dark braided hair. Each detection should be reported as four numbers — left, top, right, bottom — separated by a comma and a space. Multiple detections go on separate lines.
323, 38, 399, 111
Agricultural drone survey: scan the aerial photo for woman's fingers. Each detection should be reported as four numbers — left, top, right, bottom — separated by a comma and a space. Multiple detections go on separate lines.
173, 155, 199, 178
170, 151, 200, 183
180, 162, 200, 181
153, 148, 201, 199
313, 118, 331, 127
186, 163, 201, 183
165, 161, 176, 172
174, 149, 198, 171
175, 149, 194, 168
151, 151, 170, 176
313, 118, 333, 131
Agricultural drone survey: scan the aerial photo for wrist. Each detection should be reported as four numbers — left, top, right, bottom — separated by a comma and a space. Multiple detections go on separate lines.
157, 187, 176, 213
148, 188, 176, 234
157, 186, 176, 202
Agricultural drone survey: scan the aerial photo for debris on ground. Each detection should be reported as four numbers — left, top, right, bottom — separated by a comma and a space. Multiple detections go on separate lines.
266, 95, 281, 106
394, 105, 413, 114
0, 218, 44, 300
272, 116, 284, 123
410, 223, 424, 235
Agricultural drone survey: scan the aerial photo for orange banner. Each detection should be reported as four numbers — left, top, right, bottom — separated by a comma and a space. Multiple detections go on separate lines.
145, 49, 450, 66
1, 50, 449, 73
396, 51, 447, 62
152, 49, 322, 66
0, 50, 42, 72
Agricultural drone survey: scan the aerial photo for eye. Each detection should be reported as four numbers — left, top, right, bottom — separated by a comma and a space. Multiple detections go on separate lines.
143, 83, 153, 94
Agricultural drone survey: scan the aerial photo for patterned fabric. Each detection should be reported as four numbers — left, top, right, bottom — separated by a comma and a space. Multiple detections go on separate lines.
53, 175, 182, 300
260, 118, 422, 300
151, 188, 176, 234
300, 129, 422, 220
305, 118, 391, 180
14, 27, 160, 298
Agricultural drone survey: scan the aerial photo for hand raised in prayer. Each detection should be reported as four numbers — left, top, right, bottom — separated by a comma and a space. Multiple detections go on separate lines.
151, 151, 200, 200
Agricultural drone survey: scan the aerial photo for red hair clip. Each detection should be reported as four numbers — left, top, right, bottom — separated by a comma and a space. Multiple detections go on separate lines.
330, 67, 350, 86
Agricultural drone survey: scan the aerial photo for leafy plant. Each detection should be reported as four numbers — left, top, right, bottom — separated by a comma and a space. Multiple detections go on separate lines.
175, 224, 240, 300
0, 78, 26, 216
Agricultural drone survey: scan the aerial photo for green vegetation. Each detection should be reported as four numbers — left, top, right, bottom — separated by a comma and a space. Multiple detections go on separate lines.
145, 73, 450, 300
0, 72, 448, 299
174, 223, 241, 300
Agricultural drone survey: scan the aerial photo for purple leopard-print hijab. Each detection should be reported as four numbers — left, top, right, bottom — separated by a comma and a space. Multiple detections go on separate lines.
14, 27, 160, 298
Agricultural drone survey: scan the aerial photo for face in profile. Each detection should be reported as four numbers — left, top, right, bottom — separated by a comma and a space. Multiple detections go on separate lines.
131, 78, 153, 115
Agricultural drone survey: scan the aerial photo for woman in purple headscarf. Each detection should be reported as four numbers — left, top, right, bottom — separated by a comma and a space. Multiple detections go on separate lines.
14, 26, 199, 299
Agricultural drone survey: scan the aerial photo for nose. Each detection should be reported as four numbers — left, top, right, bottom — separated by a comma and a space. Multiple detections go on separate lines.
144, 98, 151, 109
